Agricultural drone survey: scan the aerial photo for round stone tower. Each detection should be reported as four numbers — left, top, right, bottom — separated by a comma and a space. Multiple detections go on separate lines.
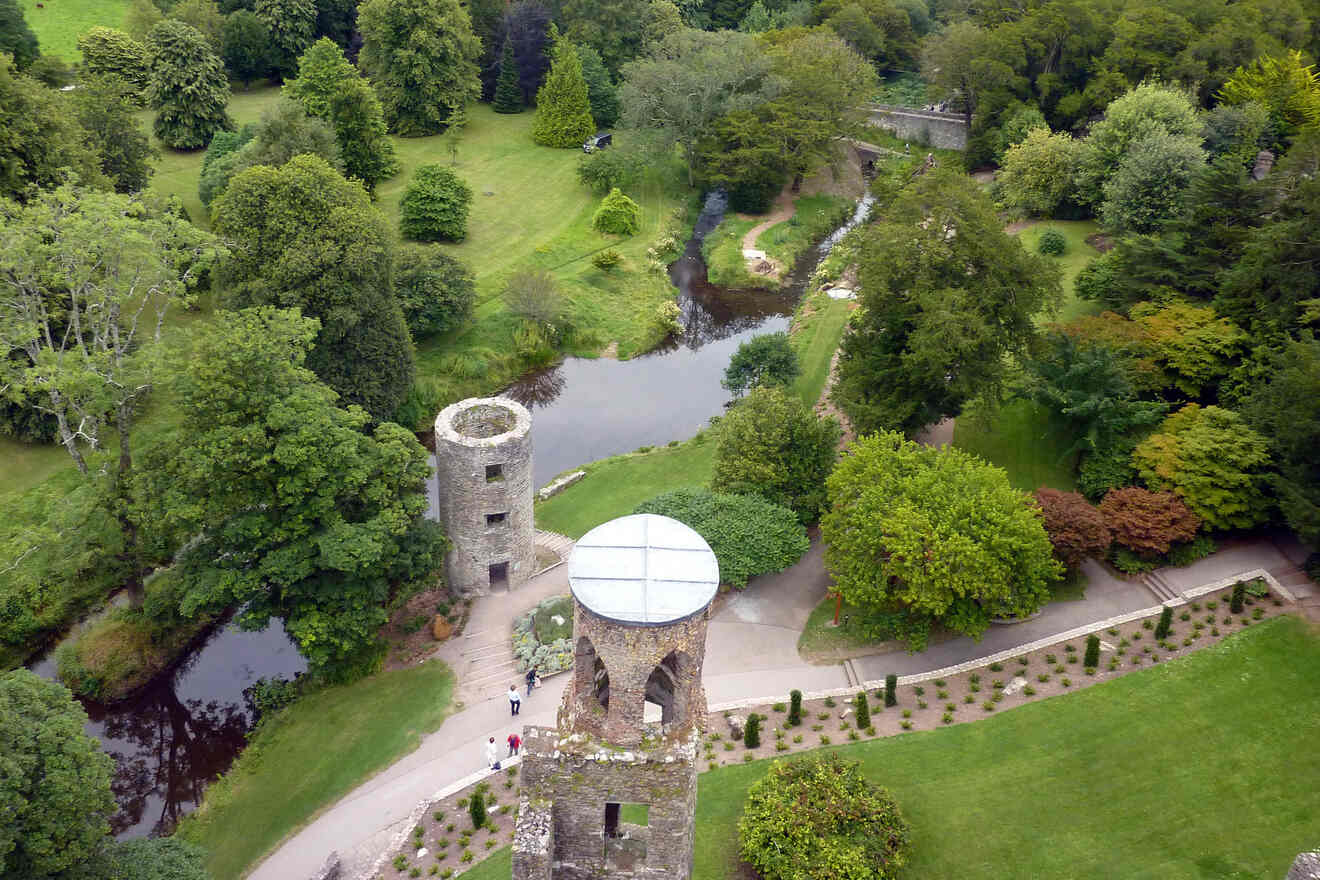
562, 513, 719, 747
433, 397, 535, 595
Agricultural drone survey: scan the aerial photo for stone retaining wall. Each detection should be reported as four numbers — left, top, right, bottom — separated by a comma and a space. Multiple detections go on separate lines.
865, 104, 968, 151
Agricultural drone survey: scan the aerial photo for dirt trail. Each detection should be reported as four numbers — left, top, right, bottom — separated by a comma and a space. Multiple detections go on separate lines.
740, 189, 796, 251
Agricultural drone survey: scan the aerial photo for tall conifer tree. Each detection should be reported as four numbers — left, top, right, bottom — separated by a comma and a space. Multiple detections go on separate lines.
493, 38, 523, 112
531, 29, 594, 147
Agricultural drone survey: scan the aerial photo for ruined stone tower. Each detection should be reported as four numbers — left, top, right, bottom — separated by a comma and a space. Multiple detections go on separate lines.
513, 514, 719, 880
433, 397, 535, 596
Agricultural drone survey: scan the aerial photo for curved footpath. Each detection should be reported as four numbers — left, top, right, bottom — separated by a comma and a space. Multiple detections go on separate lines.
249, 533, 1312, 880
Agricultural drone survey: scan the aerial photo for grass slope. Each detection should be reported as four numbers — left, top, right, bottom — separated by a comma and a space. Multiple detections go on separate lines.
178, 660, 455, 880
466, 616, 1320, 880
1015, 219, 1102, 324
18, 0, 127, 59
953, 398, 1078, 492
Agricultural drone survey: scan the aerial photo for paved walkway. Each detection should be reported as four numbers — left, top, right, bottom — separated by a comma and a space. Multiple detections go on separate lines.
250, 532, 1306, 880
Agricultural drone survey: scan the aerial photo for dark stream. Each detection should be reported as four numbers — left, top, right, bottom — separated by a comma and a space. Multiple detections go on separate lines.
31, 188, 869, 839
30, 616, 306, 838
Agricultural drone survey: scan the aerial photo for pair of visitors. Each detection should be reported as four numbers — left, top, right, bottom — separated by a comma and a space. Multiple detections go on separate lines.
508, 684, 521, 715
525, 667, 538, 695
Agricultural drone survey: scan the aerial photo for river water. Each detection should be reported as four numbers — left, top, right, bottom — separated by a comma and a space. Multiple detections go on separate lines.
33, 186, 872, 839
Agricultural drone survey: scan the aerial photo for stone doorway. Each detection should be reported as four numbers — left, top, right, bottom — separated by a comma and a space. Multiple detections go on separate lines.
604, 803, 648, 871
488, 562, 509, 592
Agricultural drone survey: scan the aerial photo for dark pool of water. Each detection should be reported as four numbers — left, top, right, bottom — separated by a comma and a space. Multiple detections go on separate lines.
30, 617, 306, 838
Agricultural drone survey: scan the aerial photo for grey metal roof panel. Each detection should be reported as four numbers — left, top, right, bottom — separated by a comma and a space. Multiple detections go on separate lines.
568, 514, 719, 625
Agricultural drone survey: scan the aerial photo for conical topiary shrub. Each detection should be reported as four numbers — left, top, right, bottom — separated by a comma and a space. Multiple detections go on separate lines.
493, 38, 523, 113
592, 187, 640, 235
531, 31, 594, 148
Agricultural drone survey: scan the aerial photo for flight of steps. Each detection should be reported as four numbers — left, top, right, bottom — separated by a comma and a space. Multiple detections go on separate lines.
1140, 570, 1182, 603
534, 530, 575, 571
457, 628, 521, 705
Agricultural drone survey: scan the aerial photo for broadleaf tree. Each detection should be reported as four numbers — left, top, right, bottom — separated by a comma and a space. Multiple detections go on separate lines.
139, 307, 449, 680
822, 432, 1063, 651
146, 19, 234, 149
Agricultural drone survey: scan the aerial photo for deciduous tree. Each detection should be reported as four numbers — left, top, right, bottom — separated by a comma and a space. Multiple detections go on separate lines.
721, 331, 799, 396
139, 307, 448, 679
1100, 128, 1205, 234
835, 168, 1060, 436
996, 127, 1083, 217
1073, 82, 1200, 208
358, 0, 482, 136
0, 670, 115, 879
169, 0, 224, 51
0, 0, 39, 70
712, 386, 840, 522
73, 76, 159, 193
1099, 487, 1200, 557
220, 10, 271, 88
285, 35, 355, 118
1133, 404, 1273, 531
400, 163, 472, 241
393, 244, 475, 336
329, 77, 399, 190
0, 59, 104, 200
822, 433, 1063, 650
77, 26, 150, 97
146, 20, 234, 149
254, 0, 315, 78
212, 155, 415, 420
1034, 488, 1111, 567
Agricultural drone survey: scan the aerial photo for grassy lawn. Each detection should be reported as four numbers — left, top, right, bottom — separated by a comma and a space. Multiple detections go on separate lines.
953, 398, 1078, 492
1012, 220, 1103, 324
788, 291, 851, 407
700, 215, 765, 288
534, 437, 719, 539
177, 660, 455, 880
19, 0, 127, 59
756, 193, 852, 270
462, 616, 1320, 880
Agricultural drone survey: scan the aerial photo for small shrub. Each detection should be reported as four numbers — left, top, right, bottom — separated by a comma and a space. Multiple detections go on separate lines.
1017, 656, 1029, 666
776, 741, 790, 751
1023, 685, 1036, 696
900, 720, 913, 729
1230, 581, 1246, 614
1054, 664, 1066, 674
901, 709, 911, 719
1207, 600, 1218, 610
969, 682, 981, 693
885, 674, 897, 707
988, 662, 1003, 672
592, 187, 641, 235
772, 702, 786, 712
590, 249, 622, 270
823, 696, 837, 707
744, 713, 761, 748
1038, 673, 1050, 682
934, 679, 947, 687
964, 694, 975, 704
1211, 626, 1220, 636
724, 742, 735, 751
1142, 620, 1153, 630
1253, 607, 1264, 620
1154, 606, 1174, 640
936, 689, 949, 699
942, 712, 954, 724
792, 734, 803, 743
1037, 227, 1067, 255
992, 680, 1004, 689
945, 702, 955, 712
817, 712, 831, 721
1045, 654, 1057, 664
394, 855, 407, 871
848, 730, 860, 741
992, 691, 1004, 703
917, 699, 928, 709
461, 850, 474, 863
1061, 677, 1072, 687
743, 752, 755, 762
969, 673, 981, 684
1179, 611, 1191, 622
819, 734, 831, 744
854, 691, 871, 729
433, 811, 445, 822
788, 689, 802, 726
1084, 634, 1101, 668
469, 792, 487, 830
982, 701, 996, 712
913, 686, 925, 696
811, 724, 823, 731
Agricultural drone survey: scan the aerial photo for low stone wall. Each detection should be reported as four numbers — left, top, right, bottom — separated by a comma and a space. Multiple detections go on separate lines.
865, 104, 968, 151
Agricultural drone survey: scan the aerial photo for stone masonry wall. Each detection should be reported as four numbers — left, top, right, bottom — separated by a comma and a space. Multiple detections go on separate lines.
866, 104, 968, 151
517, 726, 700, 880
433, 397, 535, 596
562, 600, 711, 747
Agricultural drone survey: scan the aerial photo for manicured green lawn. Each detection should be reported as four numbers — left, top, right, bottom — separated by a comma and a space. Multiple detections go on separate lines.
1013, 220, 1103, 324
756, 193, 852, 270
534, 437, 719, 539
953, 398, 1078, 492
788, 291, 851, 408
468, 616, 1320, 880
18, 0, 127, 59
177, 660, 455, 880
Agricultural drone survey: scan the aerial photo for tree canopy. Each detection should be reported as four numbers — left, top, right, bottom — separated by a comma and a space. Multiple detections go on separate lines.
721, 331, 800, 396
139, 307, 448, 679
0, 670, 116, 878
146, 19, 233, 149
835, 167, 1061, 436
0, 58, 105, 201
822, 433, 1062, 650
532, 32, 596, 148
212, 154, 415, 420
358, 0, 482, 136
711, 386, 840, 523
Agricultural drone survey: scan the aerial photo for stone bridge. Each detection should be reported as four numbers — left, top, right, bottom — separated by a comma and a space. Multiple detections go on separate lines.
865, 104, 968, 151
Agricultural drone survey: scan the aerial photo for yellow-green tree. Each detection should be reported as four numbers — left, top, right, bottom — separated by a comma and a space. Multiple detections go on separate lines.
532, 31, 595, 148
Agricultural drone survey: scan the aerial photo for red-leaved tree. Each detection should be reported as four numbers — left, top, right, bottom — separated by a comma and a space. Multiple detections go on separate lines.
1034, 488, 1112, 567
1098, 487, 1200, 558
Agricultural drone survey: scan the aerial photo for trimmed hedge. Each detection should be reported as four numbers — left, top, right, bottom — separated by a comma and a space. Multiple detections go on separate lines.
633, 488, 809, 588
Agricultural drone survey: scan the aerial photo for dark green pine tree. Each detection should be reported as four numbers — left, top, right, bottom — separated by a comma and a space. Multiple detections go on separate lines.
492, 38, 523, 113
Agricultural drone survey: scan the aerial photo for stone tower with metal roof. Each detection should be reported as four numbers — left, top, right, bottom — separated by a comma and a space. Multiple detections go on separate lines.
512, 514, 718, 880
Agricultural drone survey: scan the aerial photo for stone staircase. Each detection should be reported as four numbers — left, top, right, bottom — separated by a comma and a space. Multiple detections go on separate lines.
1141, 570, 1182, 603
457, 628, 521, 705
534, 530, 575, 572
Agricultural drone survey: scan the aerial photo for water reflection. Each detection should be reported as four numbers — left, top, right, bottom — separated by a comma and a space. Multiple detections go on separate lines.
31, 617, 306, 838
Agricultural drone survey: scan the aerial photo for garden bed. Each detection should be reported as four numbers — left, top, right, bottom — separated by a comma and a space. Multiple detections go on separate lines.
379, 771, 521, 879
705, 585, 1289, 766
511, 596, 573, 675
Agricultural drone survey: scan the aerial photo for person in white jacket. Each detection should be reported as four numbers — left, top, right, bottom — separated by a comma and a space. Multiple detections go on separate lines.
485, 736, 499, 770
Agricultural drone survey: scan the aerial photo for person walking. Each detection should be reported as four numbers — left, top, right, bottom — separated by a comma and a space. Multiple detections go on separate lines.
525, 667, 537, 695
507, 732, 521, 756
508, 684, 521, 716
485, 736, 499, 770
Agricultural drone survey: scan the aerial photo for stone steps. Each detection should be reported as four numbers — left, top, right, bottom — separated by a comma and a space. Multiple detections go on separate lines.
458, 629, 520, 703
534, 530, 575, 570
1141, 571, 1181, 603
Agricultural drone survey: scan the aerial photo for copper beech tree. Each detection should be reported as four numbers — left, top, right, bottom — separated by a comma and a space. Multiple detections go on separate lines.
1034, 488, 1112, 568
1098, 487, 1200, 558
